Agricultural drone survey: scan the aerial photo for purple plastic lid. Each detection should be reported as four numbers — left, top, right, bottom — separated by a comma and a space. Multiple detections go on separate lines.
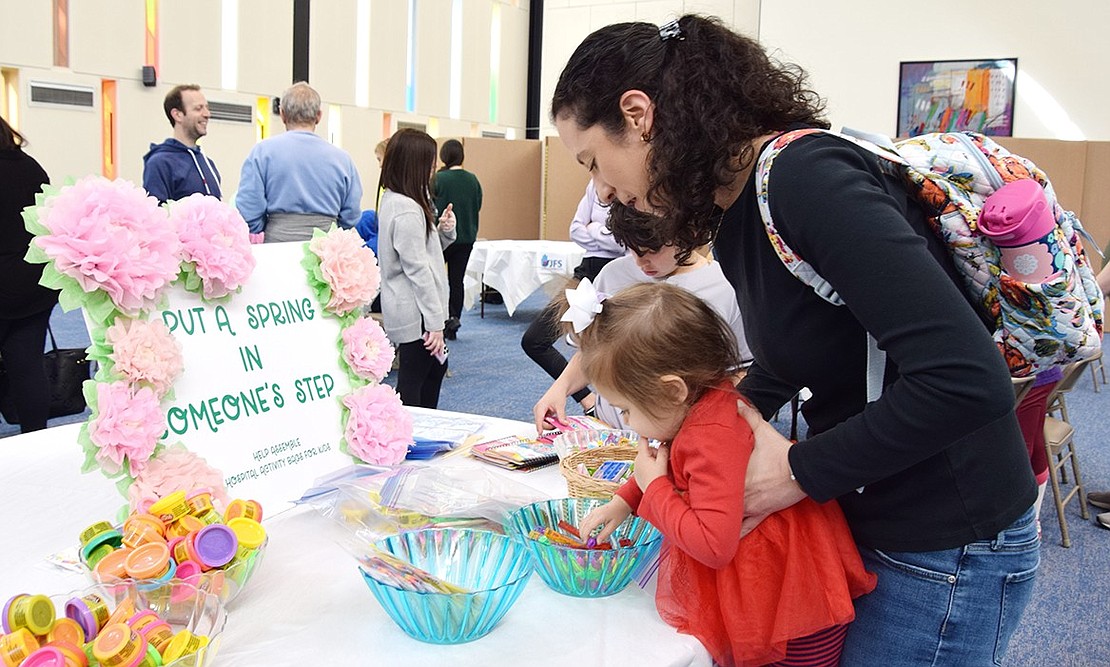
64, 597, 97, 642
2, 593, 25, 634
194, 524, 238, 568
20, 647, 67, 667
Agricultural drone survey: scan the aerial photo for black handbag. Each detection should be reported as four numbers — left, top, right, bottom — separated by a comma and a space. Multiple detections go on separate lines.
0, 324, 91, 424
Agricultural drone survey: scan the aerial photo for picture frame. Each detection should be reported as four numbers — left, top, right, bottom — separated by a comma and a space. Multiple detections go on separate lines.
897, 58, 1017, 137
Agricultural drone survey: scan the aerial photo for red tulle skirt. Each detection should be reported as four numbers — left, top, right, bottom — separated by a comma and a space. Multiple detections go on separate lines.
654, 499, 876, 667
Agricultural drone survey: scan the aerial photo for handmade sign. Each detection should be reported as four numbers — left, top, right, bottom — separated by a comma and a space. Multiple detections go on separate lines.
23, 178, 411, 517
153, 243, 354, 511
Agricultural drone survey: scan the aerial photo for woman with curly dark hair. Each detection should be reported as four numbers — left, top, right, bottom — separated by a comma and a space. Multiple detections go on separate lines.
551, 15, 1038, 666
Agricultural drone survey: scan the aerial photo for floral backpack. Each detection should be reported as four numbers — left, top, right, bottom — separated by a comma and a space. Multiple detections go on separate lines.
755, 128, 1105, 380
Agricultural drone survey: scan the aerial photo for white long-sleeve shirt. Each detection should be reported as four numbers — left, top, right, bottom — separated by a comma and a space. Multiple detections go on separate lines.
569, 180, 624, 259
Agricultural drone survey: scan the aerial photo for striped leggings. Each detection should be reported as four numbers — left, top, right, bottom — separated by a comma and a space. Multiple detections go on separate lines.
768, 623, 848, 667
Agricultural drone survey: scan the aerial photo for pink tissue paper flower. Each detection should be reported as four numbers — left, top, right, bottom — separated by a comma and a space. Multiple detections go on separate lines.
341, 316, 395, 382
88, 381, 165, 477
342, 384, 412, 465
128, 445, 230, 515
35, 177, 182, 315
106, 318, 184, 398
309, 228, 380, 315
171, 194, 256, 299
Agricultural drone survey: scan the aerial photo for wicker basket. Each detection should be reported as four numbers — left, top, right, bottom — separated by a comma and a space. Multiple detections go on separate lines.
559, 445, 638, 499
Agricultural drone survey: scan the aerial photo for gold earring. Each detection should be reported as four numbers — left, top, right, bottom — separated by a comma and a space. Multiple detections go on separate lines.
641, 132, 651, 142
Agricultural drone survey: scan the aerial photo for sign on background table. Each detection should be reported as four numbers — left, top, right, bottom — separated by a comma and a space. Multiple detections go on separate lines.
463, 240, 586, 316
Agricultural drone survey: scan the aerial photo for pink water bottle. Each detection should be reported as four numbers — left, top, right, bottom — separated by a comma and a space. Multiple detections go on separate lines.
979, 179, 1061, 283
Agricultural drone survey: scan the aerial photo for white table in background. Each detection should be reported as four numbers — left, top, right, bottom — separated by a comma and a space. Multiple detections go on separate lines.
0, 408, 710, 667
463, 240, 586, 317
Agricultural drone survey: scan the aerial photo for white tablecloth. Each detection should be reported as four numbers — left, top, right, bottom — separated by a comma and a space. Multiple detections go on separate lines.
463, 240, 586, 316
0, 409, 711, 667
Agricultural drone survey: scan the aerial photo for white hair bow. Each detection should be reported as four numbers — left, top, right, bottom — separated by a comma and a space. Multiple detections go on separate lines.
560, 278, 606, 334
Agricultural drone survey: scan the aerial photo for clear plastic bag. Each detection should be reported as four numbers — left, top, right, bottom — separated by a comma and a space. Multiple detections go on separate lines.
301, 462, 549, 545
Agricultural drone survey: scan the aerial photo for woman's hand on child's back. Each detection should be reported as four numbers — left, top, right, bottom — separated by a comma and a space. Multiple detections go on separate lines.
736, 400, 806, 538
578, 496, 633, 544
634, 440, 670, 492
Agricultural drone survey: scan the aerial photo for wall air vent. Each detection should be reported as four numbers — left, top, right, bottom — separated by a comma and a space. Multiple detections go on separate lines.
29, 82, 95, 108
208, 101, 253, 123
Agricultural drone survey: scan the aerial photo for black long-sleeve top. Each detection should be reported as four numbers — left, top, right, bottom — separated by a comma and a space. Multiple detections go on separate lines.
718, 133, 1035, 552
0, 148, 56, 320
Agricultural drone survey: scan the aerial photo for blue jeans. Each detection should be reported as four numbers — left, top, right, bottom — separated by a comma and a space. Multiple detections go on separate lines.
841, 507, 1039, 666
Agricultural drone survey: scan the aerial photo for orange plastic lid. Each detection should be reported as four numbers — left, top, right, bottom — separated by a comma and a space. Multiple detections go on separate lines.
224, 499, 263, 523
124, 542, 171, 580
47, 617, 86, 647
93, 547, 133, 582
91, 623, 144, 666
103, 597, 135, 631
167, 515, 206, 539
121, 520, 166, 549
124, 513, 165, 537
139, 621, 174, 653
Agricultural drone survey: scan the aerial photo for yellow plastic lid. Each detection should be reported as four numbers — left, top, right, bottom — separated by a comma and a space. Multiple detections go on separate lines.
161, 630, 208, 663
79, 521, 115, 548
12, 594, 55, 636
227, 518, 267, 550
148, 491, 189, 524
0, 627, 40, 666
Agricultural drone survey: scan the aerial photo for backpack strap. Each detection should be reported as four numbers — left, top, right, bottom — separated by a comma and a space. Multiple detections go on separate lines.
755, 128, 907, 307
754, 128, 901, 403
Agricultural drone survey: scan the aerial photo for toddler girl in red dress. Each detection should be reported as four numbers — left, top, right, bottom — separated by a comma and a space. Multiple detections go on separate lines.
566, 280, 876, 667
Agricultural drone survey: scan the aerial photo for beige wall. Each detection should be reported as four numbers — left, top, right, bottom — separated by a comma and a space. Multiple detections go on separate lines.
0, 0, 529, 213
541, 1, 1110, 142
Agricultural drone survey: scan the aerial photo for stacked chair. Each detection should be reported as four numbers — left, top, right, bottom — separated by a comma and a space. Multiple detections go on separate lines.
1041, 356, 1099, 547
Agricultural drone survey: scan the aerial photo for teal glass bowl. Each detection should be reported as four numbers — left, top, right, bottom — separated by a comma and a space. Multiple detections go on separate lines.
506, 498, 663, 598
359, 528, 533, 644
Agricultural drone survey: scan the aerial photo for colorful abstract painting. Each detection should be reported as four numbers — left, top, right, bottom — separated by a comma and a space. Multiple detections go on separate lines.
897, 59, 1017, 137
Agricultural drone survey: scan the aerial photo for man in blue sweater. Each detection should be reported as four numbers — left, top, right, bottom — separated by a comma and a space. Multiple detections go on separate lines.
142, 84, 222, 204
235, 82, 363, 242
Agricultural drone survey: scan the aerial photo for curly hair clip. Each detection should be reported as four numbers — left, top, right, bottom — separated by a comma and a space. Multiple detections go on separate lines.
560, 277, 608, 334
659, 20, 683, 42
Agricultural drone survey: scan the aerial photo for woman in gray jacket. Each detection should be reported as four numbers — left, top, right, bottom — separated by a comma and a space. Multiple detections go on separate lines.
377, 129, 456, 408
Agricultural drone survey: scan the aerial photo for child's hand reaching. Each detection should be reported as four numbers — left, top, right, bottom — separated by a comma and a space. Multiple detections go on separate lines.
577, 496, 632, 545
634, 440, 669, 492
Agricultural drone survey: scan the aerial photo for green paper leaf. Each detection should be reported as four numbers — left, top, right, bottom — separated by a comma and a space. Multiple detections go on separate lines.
87, 293, 118, 323
82, 378, 99, 407
38, 263, 68, 289
23, 243, 48, 264
57, 288, 84, 313
115, 475, 134, 497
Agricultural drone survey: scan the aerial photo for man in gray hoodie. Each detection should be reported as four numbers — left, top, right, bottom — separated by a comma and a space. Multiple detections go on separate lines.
142, 84, 222, 204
